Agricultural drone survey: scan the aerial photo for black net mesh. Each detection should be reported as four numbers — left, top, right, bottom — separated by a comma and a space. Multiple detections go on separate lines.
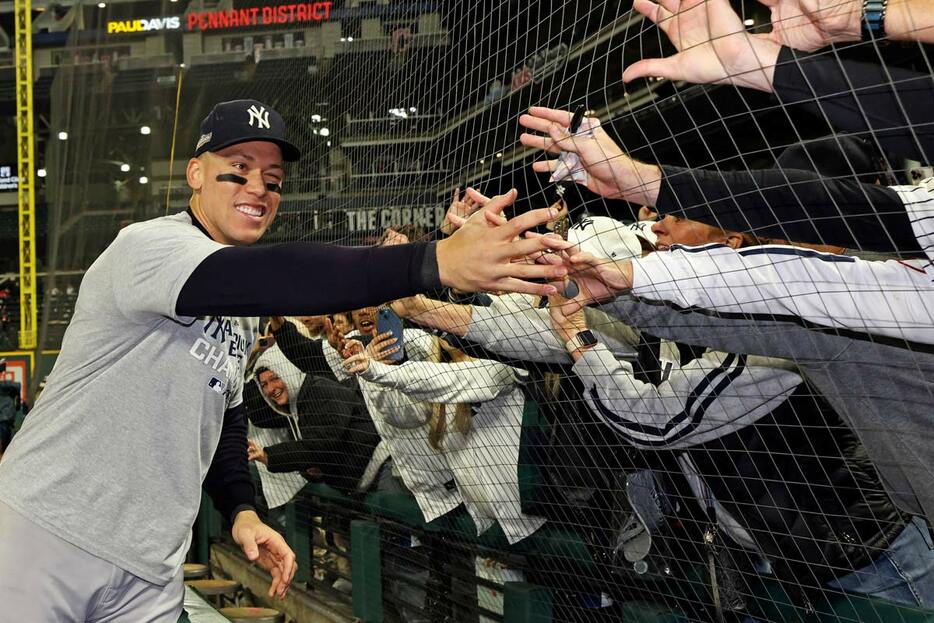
4, 1, 933, 622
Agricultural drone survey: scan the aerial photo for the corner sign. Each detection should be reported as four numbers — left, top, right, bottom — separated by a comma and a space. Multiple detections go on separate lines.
187, 2, 332, 32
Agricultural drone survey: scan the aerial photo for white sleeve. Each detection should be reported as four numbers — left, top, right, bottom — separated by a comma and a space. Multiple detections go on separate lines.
466, 294, 639, 363
360, 358, 518, 404
631, 244, 934, 345
572, 343, 801, 449
894, 180, 934, 264
466, 294, 571, 364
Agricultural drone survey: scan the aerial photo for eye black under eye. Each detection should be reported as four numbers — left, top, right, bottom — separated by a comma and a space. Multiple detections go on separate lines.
266, 182, 282, 193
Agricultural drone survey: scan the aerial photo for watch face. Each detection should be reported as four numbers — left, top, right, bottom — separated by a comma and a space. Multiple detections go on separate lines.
578, 330, 598, 346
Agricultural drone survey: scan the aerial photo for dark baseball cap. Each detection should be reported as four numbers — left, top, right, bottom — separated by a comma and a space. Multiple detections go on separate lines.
194, 99, 301, 162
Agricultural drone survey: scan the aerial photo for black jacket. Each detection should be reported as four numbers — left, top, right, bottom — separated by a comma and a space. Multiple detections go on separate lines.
688, 384, 910, 592
244, 374, 380, 494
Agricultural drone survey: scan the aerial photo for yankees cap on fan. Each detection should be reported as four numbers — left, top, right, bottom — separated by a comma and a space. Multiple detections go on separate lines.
194, 99, 301, 162
568, 216, 657, 260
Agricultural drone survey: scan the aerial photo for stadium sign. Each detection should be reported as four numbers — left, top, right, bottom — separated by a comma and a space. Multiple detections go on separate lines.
107, 16, 181, 34
0, 166, 18, 192
187, 2, 333, 32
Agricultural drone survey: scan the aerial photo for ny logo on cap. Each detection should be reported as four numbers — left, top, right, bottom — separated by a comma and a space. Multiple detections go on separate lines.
247, 105, 270, 130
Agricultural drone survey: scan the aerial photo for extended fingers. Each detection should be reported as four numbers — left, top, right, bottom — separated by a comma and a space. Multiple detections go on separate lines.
527, 106, 575, 125
504, 207, 561, 238
482, 189, 518, 216
465, 186, 491, 205
532, 159, 559, 174
519, 131, 564, 155
623, 57, 674, 83
494, 276, 559, 297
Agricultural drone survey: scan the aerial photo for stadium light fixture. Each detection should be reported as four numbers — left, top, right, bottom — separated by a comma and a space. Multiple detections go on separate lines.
744, 18, 755, 26
311, 114, 322, 123
327, 141, 332, 147
496, 152, 503, 158
347, 37, 354, 42
120, 163, 130, 172
37, 168, 47, 178
57, 131, 68, 141
319, 127, 330, 137
97, 2, 106, 7
139, 176, 149, 185
140, 126, 151, 135
480, 159, 486, 165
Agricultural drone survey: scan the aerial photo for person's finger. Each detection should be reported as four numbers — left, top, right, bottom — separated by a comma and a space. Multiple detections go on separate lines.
280, 548, 297, 594
452, 186, 460, 204
502, 206, 560, 239
502, 234, 574, 261
519, 131, 564, 154
492, 276, 559, 297
448, 213, 468, 227
483, 209, 509, 227
653, 0, 681, 18
623, 57, 677, 83
518, 113, 563, 135
502, 261, 569, 281
267, 566, 282, 598
479, 189, 518, 216
527, 106, 575, 126
465, 187, 492, 205
753, 0, 777, 7
632, 0, 671, 25
239, 529, 260, 561
531, 159, 559, 174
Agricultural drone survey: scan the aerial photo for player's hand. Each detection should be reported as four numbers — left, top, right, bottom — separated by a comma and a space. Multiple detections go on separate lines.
623, 0, 782, 93
436, 189, 573, 297
231, 510, 297, 599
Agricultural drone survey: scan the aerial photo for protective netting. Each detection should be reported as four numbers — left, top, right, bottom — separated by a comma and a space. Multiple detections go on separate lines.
17, 0, 934, 621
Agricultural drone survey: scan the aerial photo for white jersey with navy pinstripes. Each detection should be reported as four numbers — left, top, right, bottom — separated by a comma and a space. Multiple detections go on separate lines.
630, 211, 934, 346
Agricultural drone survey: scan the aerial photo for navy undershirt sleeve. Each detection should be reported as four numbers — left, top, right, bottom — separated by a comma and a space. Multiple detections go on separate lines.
655, 165, 921, 253
773, 46, 934, 163
203, 402, 255, 523
176, 241, 441, 317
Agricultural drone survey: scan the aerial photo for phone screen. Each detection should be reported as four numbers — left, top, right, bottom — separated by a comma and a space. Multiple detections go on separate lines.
376, 307, 405, 361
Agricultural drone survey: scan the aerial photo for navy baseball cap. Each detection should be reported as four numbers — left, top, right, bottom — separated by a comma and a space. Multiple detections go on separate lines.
194, 99, 301, 162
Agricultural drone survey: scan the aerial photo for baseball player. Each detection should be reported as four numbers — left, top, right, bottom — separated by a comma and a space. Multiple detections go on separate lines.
0, 99, 569, 621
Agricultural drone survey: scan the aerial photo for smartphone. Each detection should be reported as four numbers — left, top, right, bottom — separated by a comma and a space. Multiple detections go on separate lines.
376, 307, 405, 362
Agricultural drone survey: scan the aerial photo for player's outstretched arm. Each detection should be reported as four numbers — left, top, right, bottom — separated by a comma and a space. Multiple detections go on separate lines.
175, 190, 570, 318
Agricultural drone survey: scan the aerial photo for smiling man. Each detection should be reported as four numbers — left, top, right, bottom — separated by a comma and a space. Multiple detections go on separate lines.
0, 99, 570, 621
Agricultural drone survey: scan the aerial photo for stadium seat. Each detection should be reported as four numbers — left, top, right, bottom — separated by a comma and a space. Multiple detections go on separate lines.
182, 563, 210, 580
218, 607, 285, 622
